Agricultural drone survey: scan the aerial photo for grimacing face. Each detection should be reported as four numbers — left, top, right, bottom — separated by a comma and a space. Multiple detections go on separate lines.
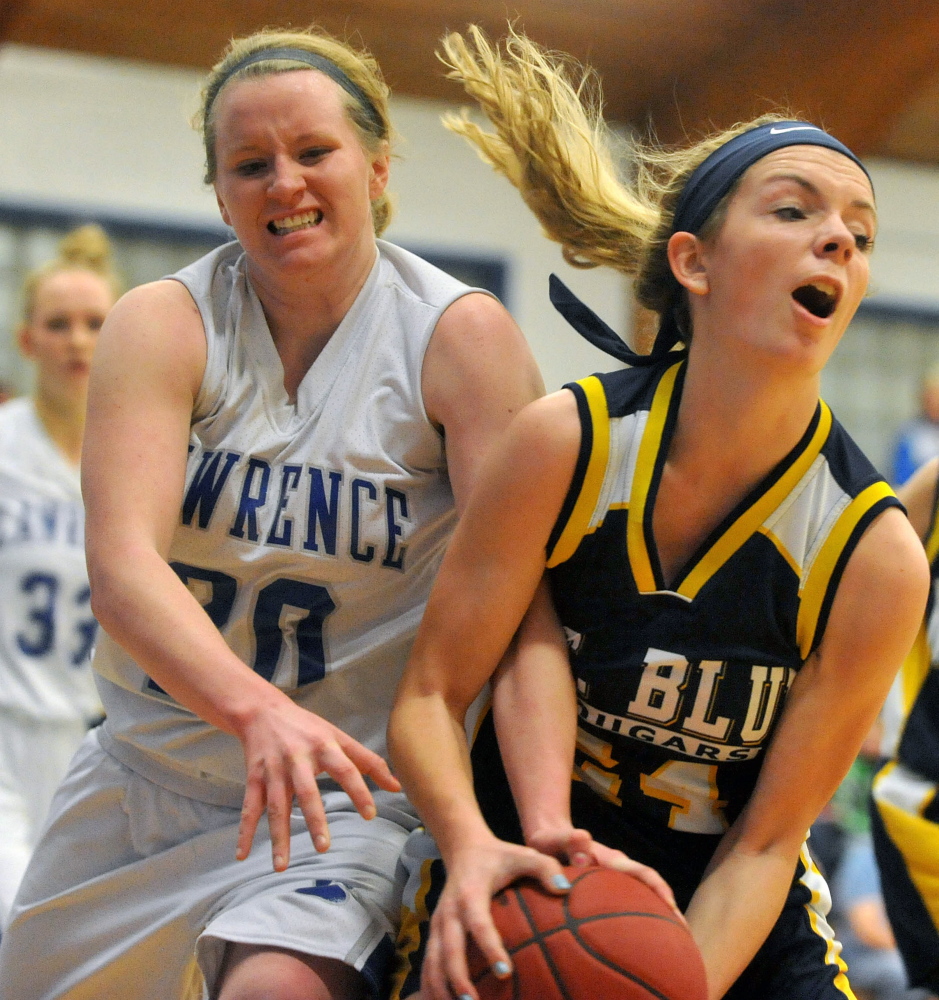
211, 70, 389, 283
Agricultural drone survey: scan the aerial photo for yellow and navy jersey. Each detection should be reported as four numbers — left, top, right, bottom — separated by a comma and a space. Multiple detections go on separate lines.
546, 360, 899, 902
890, 475, 939, 787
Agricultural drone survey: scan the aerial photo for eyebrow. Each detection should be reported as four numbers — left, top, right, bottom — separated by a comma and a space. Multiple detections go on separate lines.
767, 173, 876, 215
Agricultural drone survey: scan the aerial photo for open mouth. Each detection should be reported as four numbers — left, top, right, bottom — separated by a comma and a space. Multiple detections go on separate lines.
268, 210, 323, 235
792, 281, 839, 319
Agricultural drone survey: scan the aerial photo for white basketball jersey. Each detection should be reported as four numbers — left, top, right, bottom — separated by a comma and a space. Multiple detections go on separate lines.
0, 398, 100, 722
94, 239, 477, 812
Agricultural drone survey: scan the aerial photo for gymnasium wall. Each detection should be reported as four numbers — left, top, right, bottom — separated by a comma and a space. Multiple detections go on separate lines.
2, 43, 939, 473
0, 43, 620, 397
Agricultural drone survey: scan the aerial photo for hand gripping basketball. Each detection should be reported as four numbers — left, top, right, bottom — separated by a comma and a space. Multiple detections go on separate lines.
467, 865, 707, 1000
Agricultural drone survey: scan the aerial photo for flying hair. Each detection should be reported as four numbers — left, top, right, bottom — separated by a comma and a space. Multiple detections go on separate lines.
438, 26, 799, 344
438, 26, 656, 275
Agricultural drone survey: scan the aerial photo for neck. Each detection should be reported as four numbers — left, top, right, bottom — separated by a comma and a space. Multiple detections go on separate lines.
247, 241, 377, 399
34, 390, 86, 467
672, 347, 821, 480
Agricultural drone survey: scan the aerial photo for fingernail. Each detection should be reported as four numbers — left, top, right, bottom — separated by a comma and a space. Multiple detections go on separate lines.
274, 854, 285, 869
459, 995, 474, 1000
493, 961, 511, 977
314, 835, 329, 851
551, 874, 572, 890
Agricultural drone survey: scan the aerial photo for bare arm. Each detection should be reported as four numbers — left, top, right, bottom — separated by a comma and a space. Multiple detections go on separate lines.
422, 291, 544, 513
390, 386, 675, 1000
83, 282, 399, 870
682, 508, 929, 999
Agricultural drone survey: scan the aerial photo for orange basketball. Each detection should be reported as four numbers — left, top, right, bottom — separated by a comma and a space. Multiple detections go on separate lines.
468, 865, 707, 1000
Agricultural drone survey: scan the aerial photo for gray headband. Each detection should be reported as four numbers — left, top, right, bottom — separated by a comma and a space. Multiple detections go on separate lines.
206, 46, 384, 135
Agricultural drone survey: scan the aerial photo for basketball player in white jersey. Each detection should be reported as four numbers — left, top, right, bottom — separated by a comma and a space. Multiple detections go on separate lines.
0, 26, 545, 1000
0, 225, 118, 926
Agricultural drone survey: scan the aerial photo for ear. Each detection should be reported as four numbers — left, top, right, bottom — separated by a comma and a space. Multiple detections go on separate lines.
368, 143, 391, 201
215, 188, 232, 228
667, 231, 710, 297
16, 324, 36, 360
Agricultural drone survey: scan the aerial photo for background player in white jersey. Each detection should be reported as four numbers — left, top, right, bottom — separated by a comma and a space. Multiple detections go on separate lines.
0, 25, 546, 1000
388, 26, 930, 1000
0, 224, 118, 926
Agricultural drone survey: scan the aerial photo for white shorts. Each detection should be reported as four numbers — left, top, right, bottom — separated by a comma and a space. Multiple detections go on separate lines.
0, 709, 87, 927
0, 729, 411, 1000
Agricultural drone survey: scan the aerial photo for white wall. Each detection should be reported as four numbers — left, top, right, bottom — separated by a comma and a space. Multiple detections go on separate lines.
0, 43, 622, 392
6, 42, 939, 470
866, 158, 939, 306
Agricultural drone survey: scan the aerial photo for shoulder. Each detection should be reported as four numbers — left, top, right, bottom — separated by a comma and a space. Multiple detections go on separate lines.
423, 291, 544, 432
837, 505, 929, 628
504, 390, 582, 471
95, 280, 206, 401
0, 397, 32, 432
0, 398, 34, 458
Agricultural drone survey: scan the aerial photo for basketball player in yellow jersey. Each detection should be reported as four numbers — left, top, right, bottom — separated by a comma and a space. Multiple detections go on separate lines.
388, 26, 928, 1000
872, 454, 939, 995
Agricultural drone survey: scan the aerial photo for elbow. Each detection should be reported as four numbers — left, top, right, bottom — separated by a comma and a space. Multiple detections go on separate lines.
85, 544, 142, 636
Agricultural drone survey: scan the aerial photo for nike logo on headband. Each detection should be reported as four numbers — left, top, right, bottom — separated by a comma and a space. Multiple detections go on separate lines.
769, 126, 822, 134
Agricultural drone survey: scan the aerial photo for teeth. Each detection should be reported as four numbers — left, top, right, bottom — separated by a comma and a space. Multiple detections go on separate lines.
269, 211, 323, 234
792, 280, 839, 319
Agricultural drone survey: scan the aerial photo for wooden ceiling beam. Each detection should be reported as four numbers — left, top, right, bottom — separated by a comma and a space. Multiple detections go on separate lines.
4, 0, 939, 163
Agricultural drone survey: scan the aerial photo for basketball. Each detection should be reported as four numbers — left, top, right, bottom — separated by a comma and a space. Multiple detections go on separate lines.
467, 865, 707, 1000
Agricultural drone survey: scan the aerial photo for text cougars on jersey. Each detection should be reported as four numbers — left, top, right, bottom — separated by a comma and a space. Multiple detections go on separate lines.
576, 648, 796, 762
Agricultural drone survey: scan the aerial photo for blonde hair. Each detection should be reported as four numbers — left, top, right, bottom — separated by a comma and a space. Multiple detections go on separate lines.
195, 26, 394, 236
438, 26, 794, 346
22, 224, 121, 322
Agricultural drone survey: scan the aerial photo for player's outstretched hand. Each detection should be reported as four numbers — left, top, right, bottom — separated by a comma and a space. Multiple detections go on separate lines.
233, 694, 400, 871
422, 836, 571, 1000
527, 824, 682, 919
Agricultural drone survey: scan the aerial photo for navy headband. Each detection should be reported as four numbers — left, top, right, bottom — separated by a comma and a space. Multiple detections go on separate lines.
206, 47, 384, 134
550, 121, 872, 367
673, 120, 871, 236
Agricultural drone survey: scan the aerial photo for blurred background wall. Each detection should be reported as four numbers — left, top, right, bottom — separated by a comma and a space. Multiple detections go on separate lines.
2, 35, 939, 476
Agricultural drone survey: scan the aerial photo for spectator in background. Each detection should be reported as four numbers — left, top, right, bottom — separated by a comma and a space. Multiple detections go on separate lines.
890, 367, 939, 486
0, 224, 119, 926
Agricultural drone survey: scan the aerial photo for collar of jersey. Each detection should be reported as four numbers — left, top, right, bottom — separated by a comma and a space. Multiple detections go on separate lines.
628, 361, 832, 598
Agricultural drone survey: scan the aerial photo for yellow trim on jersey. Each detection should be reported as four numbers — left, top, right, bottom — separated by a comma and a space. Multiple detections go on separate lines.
925, 489, 939, 565
675, 401, 832, 600
798, 844, 857, 998
389, 854, 436, 1000
899, 623, 932, 719
628, 361, 682, 592
796, 480, 897, 660
873, 793, 939, 936
758, 525, 801, 578
547, 375, 611, 568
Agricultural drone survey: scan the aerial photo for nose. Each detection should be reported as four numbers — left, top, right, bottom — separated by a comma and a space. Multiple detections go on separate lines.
818, 216, 855, 265
68, 319, 100, 353
268, 156, 305, 200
